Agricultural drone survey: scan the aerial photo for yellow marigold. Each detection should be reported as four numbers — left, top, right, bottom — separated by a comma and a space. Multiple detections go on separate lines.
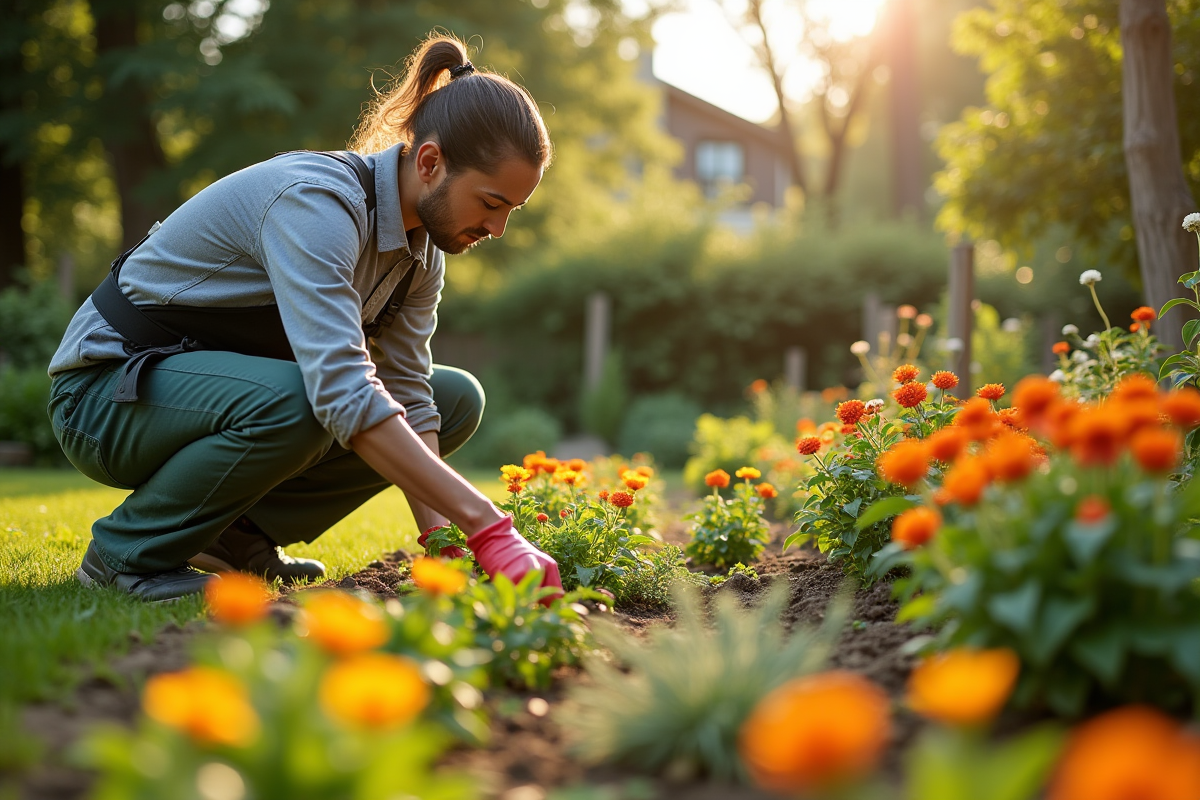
300, 592, 389, 656
891, 507, 941, 549
1048, 706, 1200, 800
837, 400, 867, 426
205, 572, 269, 627
143, 667, 260, 747
931, 371, 959, 390
877, 440, 930, 488
623, 473, 649, 491
735, 466, 761, 480
893, 382, 928, 408
705, 469, 731, 489
555, 468, 581, 486
976, 383, 1005, 401
740, 671, 891, 794
906, 648, 1020, 725
500, 464, 533, 484
319, 653, 430, 731
757, 483, 779, 499
410, 557, 468, 596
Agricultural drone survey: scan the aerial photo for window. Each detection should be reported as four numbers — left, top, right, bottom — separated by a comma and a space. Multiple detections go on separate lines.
695, 141, 745, 192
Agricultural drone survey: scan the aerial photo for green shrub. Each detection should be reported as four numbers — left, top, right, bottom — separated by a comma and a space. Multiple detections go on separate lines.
449, 407, 561, 469
616, 392, 701, 469
0, 366, 60, 465
578, 351, 628, 445
685, 471, 771, 569
682, 414, 781, 493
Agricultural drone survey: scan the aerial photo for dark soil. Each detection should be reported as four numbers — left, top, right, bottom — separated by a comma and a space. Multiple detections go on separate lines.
12, 519, 920, 800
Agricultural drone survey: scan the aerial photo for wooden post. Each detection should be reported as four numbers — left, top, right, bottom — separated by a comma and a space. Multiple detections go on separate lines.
948, 243, 975, 397
1041, 312, 1062, 374
57, 253, 75, 302
862, 291, 881, 352
584, 292, 611, 391
785, 346, 806, 393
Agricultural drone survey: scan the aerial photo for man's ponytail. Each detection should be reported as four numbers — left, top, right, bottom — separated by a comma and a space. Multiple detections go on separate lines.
350, 32, 552, 174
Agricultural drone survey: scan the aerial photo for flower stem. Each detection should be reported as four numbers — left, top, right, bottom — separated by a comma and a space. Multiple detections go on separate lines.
1089, 284, 1112, 332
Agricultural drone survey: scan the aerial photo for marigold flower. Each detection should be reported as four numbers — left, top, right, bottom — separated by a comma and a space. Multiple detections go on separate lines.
836, 399, 867, 426
1131, 427, 1182, 473
976, 383, 1005, 401
705, 469, 731, 489
623, 473, 649, 491
522, 451, 554, 474
927, 428, 968, 463
1012, 375, 1060, 427
144, 667, 260, 747
1112, 374, 1159, 405
410, 557, 468, 596
757, 483, 779, 499
301, 592, 389, 656
1075, 495, 1111, 523
560, 508, 572, 518
893, 364, 920, 384
796, 436, 823, 456
906, 648, 1019, 726
892, 506, 941, 549
1131, 322, 1141, 332
942, 457, 990, 506
735, 466, 762, 480
893, 382, 928, 408
1052, 341, 1071, 355
877, 440, 930, 488
931, 371, 959, 390
749, 379, 769, 394
567, 458, 587, 472
609, 490, 635, 508
506, 482, 524, 494
841, 423, 858, 435
500, 464, 533, 484
319, 653, 429, 731
205, 572, 270, 627
536, 512, 550, 523
739, 671, 891, 794
1162, 387, 1200, 429
797, 417, 816, 434
954, 398, 998, 442
1047, 400, 1082, 449
1047, 705, 1200, 800
1131, 306, 1157, 323
1069, 406, 1127, 467
635, 465, 654, 478
984, 433, 1038, 483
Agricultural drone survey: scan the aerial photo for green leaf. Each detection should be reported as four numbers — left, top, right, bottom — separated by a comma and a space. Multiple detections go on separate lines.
897, 593, 937, 624
1070, 626, 1127, 687
783, 531, 812, 550
974, 725, 1066, 800
842, 497, 863, 518
1184, 318, 1200, 348
1160, 297, 1200, 317
1170, 625, 1200, 683
574, 565, 598, 587
1063, 517, 1116, 566
1028, 596, 1094, 666
1044, 670, 1089, 717
987, 580, 1041, 635
865, 542, 907, 580
855, 496, 916, 530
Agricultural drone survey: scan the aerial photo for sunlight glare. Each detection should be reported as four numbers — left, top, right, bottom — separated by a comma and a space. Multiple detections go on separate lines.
809, 0, 889, 41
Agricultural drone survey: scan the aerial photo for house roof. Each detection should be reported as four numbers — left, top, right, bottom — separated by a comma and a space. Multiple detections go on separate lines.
659, 81, 790, 154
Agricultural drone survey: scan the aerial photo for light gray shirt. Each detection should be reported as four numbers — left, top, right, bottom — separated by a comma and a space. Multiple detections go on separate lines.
48, 142, 443, 447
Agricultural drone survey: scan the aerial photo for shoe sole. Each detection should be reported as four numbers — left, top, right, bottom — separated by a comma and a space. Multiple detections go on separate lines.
75, 566, 188, 605
187, 553, 237, 573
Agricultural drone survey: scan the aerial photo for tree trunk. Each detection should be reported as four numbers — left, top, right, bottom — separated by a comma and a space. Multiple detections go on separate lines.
746, 0, 807, 196
0, 6, 27, 289
883, 0, 923, 219
1119, 0, 1197, 352
93, 5, 168, 249
820, 46, 878, 229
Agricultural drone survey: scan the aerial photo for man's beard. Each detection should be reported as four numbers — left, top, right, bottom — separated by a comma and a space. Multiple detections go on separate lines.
416, 178, 490, 255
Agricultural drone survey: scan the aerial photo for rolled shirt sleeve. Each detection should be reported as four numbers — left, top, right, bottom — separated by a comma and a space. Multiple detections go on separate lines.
370, 248, 444, 436
257, 180, 406, 448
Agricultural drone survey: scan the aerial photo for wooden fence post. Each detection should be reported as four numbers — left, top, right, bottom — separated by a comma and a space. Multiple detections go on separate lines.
947, 243, 975, 397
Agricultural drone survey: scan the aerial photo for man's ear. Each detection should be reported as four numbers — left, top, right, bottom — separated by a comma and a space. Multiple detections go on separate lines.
413, 141, 444, 185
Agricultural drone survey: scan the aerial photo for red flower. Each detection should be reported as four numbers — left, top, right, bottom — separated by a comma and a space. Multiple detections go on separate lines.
796, 436, 822, 456
610, 491, 635, 508
893, 382, 928, 408
836, 400, 866, 426
536, 513, 549, 523
1075, 495, 1110, 523
560, 508, 572, 518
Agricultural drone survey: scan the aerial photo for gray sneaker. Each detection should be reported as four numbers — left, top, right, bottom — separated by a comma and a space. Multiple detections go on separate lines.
76, 541, 215, 603
188, 516, 325, 585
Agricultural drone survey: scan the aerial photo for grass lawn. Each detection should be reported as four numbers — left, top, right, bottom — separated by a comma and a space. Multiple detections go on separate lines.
0, 466, 502, 707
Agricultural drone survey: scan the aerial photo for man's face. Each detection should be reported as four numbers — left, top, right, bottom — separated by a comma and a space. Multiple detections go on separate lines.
416, 157, 543, 255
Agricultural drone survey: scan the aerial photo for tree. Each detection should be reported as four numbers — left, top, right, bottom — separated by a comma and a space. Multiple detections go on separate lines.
934, 0, 1200, 345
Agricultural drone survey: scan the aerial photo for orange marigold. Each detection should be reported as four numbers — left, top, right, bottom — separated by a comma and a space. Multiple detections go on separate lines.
1047, 706, 1200, 800
877, 440, 930, 488
797, 417, 817, 434
1052, 341, 1071, 355
536, 513, 550, 523
143, 667, 260, 748
1047, 400, 1083, 449
1075, 495, 1111, 524
927, 427, 968, 463
635, 465, 654, 478
739, 671, 891, 794
942, 457, 990, 506
931, 371, 959, 390
836, 399, 867, 426
1012, 375, 1060, 427
506, 482, 524, 494
892, 506, 941, 549
410, 557, 468, 596
796, 436, 823, 455
610, 490, 635, 508
1069, 406, 1128, 467
567, 458, 587, 472
893, 364, 920, 384
1111, 373, 1159, 405
705, 469, 731, 489
301, 592, 389, 656
757, 483, 779, 499
1162, 387, 1200, 429
205, 572, 270, 627
954, 397, 999, 442
1131, 306, 1158, 323
906, 648, 1020, 726
1131, 427, 1182, 473
319, 653, 429, 731
749, 378, 769, 394
893, 382, 928, 408
984, 432, 1038, 483
623, 473, 649, 491
841, 423, 858, 435
1131, 322, 1141, 332
977, 383, 1005, 401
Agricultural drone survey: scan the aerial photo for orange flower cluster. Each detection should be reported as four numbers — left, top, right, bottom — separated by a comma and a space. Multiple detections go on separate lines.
319, 653, 430, 731
705, 469, 731, 489
410, 557, 468, 596
522, 450, 560, 476
1075, 495, 1110, 523
893, 364, 920, 384
893, 382, 928, 408
300, 592, 389, 656
205, 573, 270, 626
749, 378, 769, 394
143, 667, 260, 747
877, 440, 930, 488
932, 371, 959, 390
796, 436, 823, 455
837, 399, 866, 426
1048, 706, 1200, 800
740, 671, 891, 793
892, 506, 941, 549
906, 648, 1020, 725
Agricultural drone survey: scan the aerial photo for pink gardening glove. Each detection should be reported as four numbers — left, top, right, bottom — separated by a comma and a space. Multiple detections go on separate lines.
466, 515, 563, 604
418, 525, 468, 559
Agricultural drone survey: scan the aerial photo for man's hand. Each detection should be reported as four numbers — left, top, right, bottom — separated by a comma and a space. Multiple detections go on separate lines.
466, 516, 563, 603
418, 525, 468, 559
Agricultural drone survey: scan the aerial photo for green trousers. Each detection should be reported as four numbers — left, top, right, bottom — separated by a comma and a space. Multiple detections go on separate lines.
48, 352, 484, 574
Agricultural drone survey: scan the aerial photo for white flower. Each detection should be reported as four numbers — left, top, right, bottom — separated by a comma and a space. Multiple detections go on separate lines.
1079, 269, 1102, 286
864, 398, 885, 412
1062, 324, 1079, 336
1072, 350, 1090, 363
1183, 213, 1200, 233
897, 333, 913, 347
1085, 333, 1100, 348
1002, 317, 1022, 333
850, 340, 871, 355
1049, 369, 1066, 382
944, 337, 965, 353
